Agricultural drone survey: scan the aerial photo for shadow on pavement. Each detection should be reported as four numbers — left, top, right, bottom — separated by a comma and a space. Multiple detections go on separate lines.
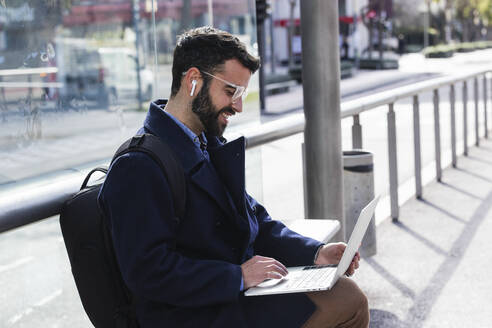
477, 144, 492, 152
365, 258, 415, 299
455, 167, 492, 184
370, 309, 409, 328
402, 190, 492, 327
466, 154, 492, 166
392, 220, 448, 256
439, 181, 483, 200
417, 198, 468, 223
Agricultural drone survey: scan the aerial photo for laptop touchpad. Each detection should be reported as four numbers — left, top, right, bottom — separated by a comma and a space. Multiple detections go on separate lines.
256, 277, 285, 288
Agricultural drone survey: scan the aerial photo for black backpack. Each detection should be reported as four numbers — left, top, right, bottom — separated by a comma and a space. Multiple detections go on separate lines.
60, 133, 186, 328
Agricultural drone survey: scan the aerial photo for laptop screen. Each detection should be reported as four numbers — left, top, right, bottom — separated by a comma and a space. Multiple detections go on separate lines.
334, 196, 379, 278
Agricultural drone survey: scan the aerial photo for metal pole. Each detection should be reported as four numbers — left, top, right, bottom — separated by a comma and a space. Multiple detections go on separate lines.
28, 74, 33, 100
288, 0, 296, 70
368, 18, 373, 60
444, 2, 452, 43
179, 0, 192, 32
151, 0, 158, 100
353, 1, 361, 69
0, 76, 7, 122
269, 15, 276, 74
301, 0, 345, 241
378, 0, 384, 67
424, 0, 430, 49
352, 114, 363, 149
387, 103, 399, 221
302, 142, 308, 219
413, 95, 422, 198
433, 89, 442, 181
483, 75, 488, 138
463, 80, 468, 156
474, 77, 479, 146
207, 0, 213, 26
133, 0, 143, 110
450, 84, 457, 167
257, 20, 266, 113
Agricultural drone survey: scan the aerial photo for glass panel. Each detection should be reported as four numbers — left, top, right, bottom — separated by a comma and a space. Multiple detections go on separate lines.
0, 1, 261, 326
0, 0, 260, 186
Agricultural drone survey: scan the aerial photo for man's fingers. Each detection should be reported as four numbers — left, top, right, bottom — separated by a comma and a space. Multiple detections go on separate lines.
257, 258, 288, 273
278, 261, 288, 272
265, 263, 288, 276
349, 262, 357, 275
253, 255, 282, 263
253, 255, 272, 261
356, 251, 361, 261
350, 256, 359, 271
270, 260, 288, 274
249, 257, 287, 271
351, 252, 360, 268
265, 271, 283, 280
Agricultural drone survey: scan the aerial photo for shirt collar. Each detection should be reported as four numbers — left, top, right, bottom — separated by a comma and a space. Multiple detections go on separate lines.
160, 105, 208, 155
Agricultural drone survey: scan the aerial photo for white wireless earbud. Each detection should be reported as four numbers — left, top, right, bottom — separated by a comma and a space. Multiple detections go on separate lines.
190, 80, 197, 96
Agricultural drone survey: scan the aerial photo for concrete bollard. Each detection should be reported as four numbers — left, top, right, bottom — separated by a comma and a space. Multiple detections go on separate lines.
343, 150, 377, 257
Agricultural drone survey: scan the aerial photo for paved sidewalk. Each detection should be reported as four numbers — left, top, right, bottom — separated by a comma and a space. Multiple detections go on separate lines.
353, 138, 492, 328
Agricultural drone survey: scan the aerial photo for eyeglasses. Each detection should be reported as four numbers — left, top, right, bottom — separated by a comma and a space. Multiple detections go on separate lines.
201, 71, 247, 104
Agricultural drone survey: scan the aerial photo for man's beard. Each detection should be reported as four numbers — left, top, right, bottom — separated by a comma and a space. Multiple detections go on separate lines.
191, 84, 234, 137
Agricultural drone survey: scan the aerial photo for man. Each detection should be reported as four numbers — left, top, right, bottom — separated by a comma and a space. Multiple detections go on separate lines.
99, 27, 369, 327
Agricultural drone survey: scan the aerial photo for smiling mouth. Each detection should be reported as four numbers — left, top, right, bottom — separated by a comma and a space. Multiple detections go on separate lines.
219, 109, 235, 122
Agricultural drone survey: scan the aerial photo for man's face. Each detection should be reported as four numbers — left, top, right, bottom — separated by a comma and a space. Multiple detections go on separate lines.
191, 59, 251, 137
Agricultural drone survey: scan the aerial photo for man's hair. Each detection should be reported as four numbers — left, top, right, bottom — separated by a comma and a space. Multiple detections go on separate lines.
170, 26, 260, 97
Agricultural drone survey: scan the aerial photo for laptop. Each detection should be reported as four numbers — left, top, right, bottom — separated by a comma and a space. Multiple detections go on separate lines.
245, 196, 379, 296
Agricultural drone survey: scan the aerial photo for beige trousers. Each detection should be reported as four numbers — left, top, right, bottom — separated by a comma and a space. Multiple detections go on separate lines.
302, 277, 369, 328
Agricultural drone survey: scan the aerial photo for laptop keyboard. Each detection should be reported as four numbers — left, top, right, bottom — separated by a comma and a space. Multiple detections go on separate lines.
284, 264, 336, 290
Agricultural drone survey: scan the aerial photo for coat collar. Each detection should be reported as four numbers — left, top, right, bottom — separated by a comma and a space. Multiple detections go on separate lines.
143, 99, 204, 173
142, 99, 247, 221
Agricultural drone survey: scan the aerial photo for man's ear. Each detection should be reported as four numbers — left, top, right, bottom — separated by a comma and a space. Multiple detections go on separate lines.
184, 67, 202, 97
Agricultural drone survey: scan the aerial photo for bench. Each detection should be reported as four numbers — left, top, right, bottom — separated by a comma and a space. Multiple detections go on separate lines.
283, 219, 340, 243
266, 80, 298, 95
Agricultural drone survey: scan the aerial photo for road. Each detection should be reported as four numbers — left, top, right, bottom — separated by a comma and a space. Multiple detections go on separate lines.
0, 49, 491, 327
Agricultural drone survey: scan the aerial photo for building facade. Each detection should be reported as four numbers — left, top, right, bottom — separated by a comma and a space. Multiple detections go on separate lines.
266, 0, 371, 67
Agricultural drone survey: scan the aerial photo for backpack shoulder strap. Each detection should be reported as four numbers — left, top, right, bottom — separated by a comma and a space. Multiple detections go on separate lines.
112, 134, 186, 220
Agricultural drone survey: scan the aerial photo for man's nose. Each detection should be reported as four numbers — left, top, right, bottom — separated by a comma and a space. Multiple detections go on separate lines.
232, 98, 243, 113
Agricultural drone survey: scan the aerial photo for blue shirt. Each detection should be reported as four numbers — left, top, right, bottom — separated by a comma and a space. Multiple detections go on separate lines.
161, 110, 209, 161
161, 109, 245, 291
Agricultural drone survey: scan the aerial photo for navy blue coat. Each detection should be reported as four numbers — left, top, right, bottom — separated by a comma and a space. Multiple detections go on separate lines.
98, 100, 323, 327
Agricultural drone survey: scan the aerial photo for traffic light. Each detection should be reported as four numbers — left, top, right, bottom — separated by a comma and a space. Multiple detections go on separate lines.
256, 0, 270, 23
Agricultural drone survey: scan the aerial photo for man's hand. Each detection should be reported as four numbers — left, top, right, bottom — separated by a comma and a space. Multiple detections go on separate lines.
314, 243, 360, 277
241, 255, 288, 289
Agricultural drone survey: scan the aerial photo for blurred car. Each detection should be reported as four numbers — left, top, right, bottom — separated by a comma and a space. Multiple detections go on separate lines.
56, 39, 154, 109
98, 47, 154, 104
58, 45, 110, 108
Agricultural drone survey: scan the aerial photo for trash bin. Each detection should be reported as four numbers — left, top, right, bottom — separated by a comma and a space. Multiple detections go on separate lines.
343, 150, 377, 257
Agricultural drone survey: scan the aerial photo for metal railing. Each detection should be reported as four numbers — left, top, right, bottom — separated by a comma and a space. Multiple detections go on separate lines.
1, 68, 491, 233
0, 67, 62, 89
